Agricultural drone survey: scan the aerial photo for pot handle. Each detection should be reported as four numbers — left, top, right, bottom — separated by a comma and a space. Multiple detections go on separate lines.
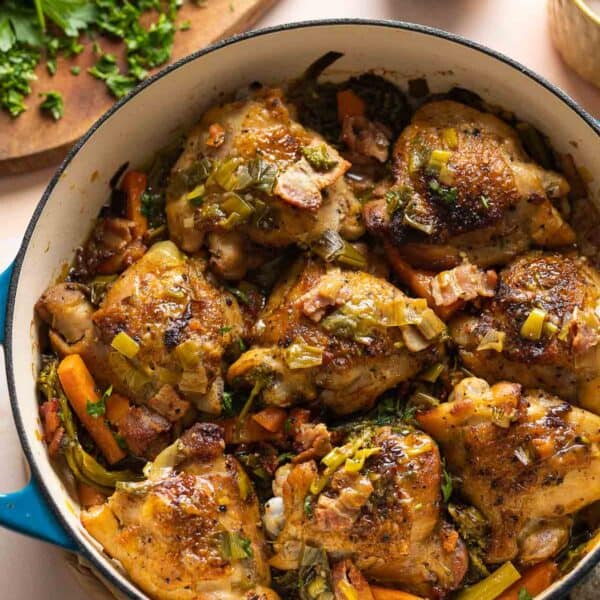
0, 261, 77, 551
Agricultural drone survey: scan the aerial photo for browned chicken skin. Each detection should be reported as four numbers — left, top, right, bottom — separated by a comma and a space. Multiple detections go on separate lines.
166, 88, 363, 279
82, 423, 279, 600
450, 252, 600, 404
418, 378, 600, 566
37, 241, 244, 418
364, 100, 574, 271
227, 258, 445, 415
268, 423, 467, 597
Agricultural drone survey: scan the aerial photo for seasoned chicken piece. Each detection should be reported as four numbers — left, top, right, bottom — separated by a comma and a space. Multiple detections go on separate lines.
81, 423, 279, 600
450, 252, 600, 404
364, 100, 575, 271
37, 241, 244, 417
166, 88, 363, 269
92, 241, 244, 414
227, 258, 445, 415
71, 217, 146, 279
418, 378, 600, 566
268, 424, 467, 597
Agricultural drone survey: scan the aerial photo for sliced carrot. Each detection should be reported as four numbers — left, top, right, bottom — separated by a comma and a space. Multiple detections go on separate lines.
57, 354, 126, 465
251, 407, 287, 433
496, 561, 558, 600
106, 392, 131, 428
122, 170, 148, 238
371, 586, 424, 600
222, 417, 282, 444
337, 89, 366, 122
77, 482, 107, 509
384, 240, 463, 320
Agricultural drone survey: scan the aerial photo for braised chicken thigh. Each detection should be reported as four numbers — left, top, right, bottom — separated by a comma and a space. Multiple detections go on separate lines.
227, 258, 446, 415
37, 241, 244, 417
450, 252, 600, 405
418, 378, 600, 566
166, 88, 363, 278
364, 100, 574, 271
82, 423, 279, 600
267, 423, 467, 597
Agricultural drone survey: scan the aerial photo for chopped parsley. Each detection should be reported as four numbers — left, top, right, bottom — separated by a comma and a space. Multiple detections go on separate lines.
219, 325, 233, 335
303, 495, 314, 518
70, 65, 80, 75
0, 1, 203, 116
429, 178, 458, 204
518, 589, 533, 600
480, 195, 490, 209
441, 459, 453, 502
86, 384, 112, 418
39, 89, 63, 120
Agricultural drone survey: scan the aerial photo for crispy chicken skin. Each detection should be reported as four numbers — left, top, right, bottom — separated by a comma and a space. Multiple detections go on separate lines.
364, 100, 574, 270
268, 424, 467, 597
450, 252, 600, 404
227, 258, 444, 415
166, 88, 363, 267
82, 423, 279, 600
37, 241, 244, 416
418, 378, 600, 566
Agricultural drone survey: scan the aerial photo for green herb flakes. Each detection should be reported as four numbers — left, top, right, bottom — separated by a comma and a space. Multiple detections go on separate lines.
39, 90, 63, 120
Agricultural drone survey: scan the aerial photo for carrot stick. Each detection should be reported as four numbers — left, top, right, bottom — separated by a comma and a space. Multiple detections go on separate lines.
337, 89, 366, 122
496, 561, 558, 600
122, 171, 148, 238
57, 354, 126, 465
77, 482, 107, 509
222, 417, 282, 444
371, 586, 424, 600
251, 407, 287, 433
106, 392, 130, 428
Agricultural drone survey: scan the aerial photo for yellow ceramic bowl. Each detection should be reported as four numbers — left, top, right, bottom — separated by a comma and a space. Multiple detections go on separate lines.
549, 0, 600, 88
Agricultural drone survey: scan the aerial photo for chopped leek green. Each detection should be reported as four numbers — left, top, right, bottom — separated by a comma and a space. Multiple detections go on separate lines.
442, 127, 459, 149
186, 183, 205, 203
311, 229, 367, 269
420, 362, 445, 382
111, 331, 140, 358
520, 308, 547, 341
427, 149, 452, 172
174, 339, 202, 370
89, 274, 117, 306
221, 531, 253, 561
285, 342, 324, 369
219, 192, 254, 229
417, 308, 446, 340
344, 447, 379, 473
338, 580, 359, 600
144, 439, 184, 479
477, 329, 506, 352
456, 562, 521, 600
307, 576, 329, 597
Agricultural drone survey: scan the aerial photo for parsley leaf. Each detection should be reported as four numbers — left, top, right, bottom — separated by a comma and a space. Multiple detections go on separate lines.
39, 90, 63, 120
441, 459, 453, 502
518, 589, 533, 600
86, 384, 112, 418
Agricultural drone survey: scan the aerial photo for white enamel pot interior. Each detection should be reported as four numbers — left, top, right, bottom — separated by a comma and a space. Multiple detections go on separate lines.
5, 19, 600, 600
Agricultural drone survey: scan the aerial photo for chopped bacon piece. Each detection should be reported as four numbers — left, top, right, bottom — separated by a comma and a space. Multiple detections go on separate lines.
430, 264, 497, 307
297, 271, 351, 322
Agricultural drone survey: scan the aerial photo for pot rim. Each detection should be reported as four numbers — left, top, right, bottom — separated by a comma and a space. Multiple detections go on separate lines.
5, 18, 600, 600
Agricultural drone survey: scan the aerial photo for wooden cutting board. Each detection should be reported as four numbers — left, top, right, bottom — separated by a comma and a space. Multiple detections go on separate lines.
0, 0, 278, 176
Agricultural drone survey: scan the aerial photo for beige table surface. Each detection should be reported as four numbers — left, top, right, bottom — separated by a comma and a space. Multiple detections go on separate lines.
1, 0, 599, 598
